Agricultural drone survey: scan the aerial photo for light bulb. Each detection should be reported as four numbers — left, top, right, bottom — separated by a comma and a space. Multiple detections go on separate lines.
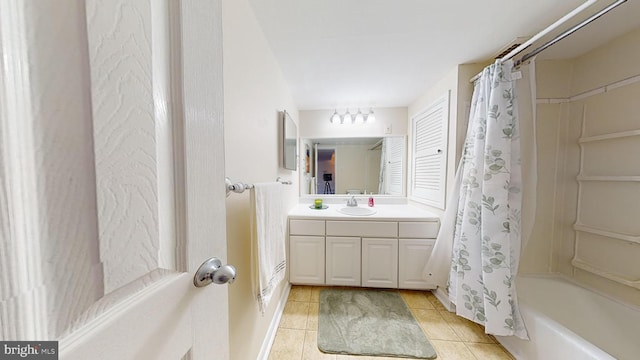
343, 109, 352, 124
330, 110, 340, 124
354, 109, 364, 124
366, 109, 375, 123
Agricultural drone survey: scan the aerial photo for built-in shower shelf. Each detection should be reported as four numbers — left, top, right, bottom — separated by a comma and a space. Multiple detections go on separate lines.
573, 101, 640, 291
579, 129, 640, 143
577, 175, 640, 182
571, 258, 640, 290
574, 224, 640, 245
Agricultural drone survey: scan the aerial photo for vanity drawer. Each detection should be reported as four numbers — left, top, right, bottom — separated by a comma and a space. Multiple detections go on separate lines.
398, 221, 439, 238
290, 220, 325, 236
326, 221, 397, 238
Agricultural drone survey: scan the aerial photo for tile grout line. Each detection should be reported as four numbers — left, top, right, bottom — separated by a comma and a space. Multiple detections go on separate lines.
462, 342, 482, 360
300, 326, 309, 360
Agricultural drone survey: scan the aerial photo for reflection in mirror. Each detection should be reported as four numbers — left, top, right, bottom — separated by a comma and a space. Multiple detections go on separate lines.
300, 137, 405, 195
316, 148, 336, 194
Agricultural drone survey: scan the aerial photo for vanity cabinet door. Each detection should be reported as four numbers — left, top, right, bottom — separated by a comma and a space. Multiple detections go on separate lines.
362, 238, 398, 288
290, 236, 325, 285
326, 236, 361, 286
398, 239, 435, 289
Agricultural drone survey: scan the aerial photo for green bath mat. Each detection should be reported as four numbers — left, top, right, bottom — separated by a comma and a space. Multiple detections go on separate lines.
318, 288, 437, 359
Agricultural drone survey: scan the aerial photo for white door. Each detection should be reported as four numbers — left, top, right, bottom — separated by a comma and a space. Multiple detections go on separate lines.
0, 1, 230, 359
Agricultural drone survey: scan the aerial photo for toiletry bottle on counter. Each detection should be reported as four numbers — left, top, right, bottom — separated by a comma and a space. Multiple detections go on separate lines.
368, 193, 374, 207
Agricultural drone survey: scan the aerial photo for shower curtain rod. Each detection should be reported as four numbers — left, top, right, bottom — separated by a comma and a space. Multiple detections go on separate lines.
369, 139, 383, 150
469, 0, 627, 83
514, 0, 626, 66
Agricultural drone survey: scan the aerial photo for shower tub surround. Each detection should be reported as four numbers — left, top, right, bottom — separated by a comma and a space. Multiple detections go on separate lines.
497, 275, 639, 360
288, 197, 441, 291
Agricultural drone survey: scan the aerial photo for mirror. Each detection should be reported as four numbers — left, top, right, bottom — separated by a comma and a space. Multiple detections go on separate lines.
300, 136, 405, 195
282, 110, 297, 170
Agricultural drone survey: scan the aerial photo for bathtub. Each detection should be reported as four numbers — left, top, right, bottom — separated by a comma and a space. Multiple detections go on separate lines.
496, 275, 639, 360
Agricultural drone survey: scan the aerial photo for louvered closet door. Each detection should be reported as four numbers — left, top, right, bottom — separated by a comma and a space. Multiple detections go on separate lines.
385, 137, 405, 195
411, 93, 449, 208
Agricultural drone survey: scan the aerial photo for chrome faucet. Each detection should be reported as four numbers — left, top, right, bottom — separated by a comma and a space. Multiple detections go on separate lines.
346, 196, 358, 207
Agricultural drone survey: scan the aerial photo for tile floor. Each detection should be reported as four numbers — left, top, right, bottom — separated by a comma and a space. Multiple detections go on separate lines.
268, 286, 515, 360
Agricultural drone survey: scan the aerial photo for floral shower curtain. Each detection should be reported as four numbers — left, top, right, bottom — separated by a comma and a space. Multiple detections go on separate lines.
436, 59, 530, 339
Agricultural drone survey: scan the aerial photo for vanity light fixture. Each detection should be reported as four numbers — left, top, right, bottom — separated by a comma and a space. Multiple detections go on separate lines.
329, 108, 375, 125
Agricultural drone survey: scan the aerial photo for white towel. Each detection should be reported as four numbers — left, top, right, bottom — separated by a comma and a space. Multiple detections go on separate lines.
250, 182, 287, 314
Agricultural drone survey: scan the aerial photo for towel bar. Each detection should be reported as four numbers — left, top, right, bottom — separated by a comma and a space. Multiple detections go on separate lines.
225, 177, 292, 196
276, 177, 293, 185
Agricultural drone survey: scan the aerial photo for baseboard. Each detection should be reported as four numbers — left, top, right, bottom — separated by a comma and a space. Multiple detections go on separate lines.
434, 287, 456, 312
256, 282, 292, 360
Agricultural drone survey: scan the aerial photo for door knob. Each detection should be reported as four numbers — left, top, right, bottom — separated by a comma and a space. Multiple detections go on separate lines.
193, 257, 237, 287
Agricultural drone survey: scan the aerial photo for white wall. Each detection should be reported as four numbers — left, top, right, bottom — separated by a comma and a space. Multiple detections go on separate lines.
222, 0, 299, 359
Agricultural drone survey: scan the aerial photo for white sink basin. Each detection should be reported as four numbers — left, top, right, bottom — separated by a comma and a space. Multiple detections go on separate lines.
338, 207, 377, 216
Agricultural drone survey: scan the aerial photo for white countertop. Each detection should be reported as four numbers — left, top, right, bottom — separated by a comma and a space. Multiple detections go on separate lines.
288, 203, 440, 221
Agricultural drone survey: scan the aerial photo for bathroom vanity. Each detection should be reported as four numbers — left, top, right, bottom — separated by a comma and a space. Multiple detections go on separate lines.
288, 202, 439, 290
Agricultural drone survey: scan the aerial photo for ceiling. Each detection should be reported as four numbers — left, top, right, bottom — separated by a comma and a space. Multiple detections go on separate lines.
248, 0, 640, 110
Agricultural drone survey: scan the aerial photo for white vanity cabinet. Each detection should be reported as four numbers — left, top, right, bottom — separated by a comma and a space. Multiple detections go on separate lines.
289, 214, 439, 290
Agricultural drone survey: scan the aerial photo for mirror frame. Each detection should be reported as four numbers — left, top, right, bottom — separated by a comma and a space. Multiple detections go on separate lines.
282, 110, 297, 170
